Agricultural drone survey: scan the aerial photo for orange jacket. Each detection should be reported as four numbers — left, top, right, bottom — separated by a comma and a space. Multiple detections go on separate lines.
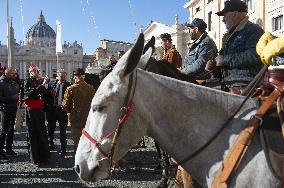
162, 45, 182, 69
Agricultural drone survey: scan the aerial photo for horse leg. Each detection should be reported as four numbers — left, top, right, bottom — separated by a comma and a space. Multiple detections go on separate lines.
174, 166, 201, 188
173, 166, 184, 188
181, 167, 195, 188
155, 146, 171, 187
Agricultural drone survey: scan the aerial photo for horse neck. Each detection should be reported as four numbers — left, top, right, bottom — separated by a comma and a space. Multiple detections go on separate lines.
134, 69, 266, 186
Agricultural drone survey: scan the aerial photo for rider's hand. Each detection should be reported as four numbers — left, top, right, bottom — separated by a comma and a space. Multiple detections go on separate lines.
205, 60, 216, 71
215, 55, 224, 67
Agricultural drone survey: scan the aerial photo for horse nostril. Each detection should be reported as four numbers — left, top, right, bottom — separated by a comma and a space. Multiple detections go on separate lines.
74, 165, 80, 174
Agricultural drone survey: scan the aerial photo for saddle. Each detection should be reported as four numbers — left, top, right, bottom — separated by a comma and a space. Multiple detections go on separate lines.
261, 107, 284, 179
259, 68, 284, 179
212, 68, 284, 187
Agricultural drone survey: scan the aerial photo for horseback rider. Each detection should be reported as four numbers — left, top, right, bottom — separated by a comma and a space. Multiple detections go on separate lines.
181, 18, 218, 80
160, 33, 182, 69
205, 0, 264, 95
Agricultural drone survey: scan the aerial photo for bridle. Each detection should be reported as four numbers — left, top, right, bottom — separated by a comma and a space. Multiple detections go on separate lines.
81, 71, 137, 165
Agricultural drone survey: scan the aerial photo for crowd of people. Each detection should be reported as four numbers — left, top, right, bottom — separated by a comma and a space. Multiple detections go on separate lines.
0, 45, 125, 166
0, 0, 283, 186
0, 64, 95, 166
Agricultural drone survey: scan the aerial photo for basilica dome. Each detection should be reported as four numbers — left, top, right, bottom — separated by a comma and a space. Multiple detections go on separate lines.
26, 11, 56, 46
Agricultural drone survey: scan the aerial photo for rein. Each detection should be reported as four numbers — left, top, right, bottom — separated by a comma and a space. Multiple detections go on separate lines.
108, 72, 137, 166
176, 65, 268, 167
81, 71, 137, 166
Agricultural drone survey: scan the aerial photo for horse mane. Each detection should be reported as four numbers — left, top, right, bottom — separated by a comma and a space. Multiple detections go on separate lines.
85, 73, 101, 90
145, 58, 197, 84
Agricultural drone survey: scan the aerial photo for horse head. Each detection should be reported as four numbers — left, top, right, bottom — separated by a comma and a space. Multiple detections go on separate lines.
74, 33, 153, 182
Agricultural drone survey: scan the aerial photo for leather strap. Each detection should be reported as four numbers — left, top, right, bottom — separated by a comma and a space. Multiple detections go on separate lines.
213, 87, 283, 187
82, 129, 109, 157
109, 72, 137, 163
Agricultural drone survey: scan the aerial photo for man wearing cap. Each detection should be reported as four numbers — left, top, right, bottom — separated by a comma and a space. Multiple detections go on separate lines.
45, 69, 70, 157
181, 18, 218, 80
160, 33, 182, 69
205, 0, 264, 94
62, 68, 95, 152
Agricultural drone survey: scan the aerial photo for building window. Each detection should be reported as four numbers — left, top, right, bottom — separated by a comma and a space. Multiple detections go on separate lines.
273, 15, 283, 31
208, 11, 212, 31
245, 0, 253, 11
74, 50, 78, 54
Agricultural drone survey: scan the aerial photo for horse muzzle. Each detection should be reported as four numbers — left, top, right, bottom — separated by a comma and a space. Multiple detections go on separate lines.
74, 158, 111, 182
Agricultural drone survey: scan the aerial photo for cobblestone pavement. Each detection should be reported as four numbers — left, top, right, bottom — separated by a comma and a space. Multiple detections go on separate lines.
0, 124, 163, 188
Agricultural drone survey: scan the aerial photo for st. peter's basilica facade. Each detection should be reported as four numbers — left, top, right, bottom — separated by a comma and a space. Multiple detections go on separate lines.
0, 11, 86, 81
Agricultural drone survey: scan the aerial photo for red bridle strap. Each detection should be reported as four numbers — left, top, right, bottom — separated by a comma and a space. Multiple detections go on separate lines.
118, 101, 133, 125
82, 72, 136, 162
82, 129, 113, 157
81, 101, 134, 159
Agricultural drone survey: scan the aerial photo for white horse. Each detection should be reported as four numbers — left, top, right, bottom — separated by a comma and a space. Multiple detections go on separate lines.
74, 33, 280, 187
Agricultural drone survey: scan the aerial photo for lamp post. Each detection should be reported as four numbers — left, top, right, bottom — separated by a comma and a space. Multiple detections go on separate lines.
7, 0, 12, 67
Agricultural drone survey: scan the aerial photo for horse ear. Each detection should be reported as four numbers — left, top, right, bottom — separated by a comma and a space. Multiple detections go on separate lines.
138, 47, 153, 69
143, 36, 155, 54
122, 33, 145, 77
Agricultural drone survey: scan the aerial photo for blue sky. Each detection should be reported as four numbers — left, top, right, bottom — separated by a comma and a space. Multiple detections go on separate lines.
0, 0, 189, 54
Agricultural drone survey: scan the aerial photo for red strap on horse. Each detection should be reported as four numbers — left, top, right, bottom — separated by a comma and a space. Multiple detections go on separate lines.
118, 101, 133, 125
82, 129, 108, 157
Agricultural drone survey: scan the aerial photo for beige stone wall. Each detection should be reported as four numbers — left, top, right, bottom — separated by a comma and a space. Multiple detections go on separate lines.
184, 0, 284, 50
184, 0, 226, 50
144, 21, 189, 60
95, 40, 133, 61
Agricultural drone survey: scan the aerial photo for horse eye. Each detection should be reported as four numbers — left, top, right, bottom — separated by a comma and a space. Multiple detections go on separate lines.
92, 105, 105, 112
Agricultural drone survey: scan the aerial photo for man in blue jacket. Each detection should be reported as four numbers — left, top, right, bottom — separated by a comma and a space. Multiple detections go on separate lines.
181, 18, 218, 80
206, 0, 264, 94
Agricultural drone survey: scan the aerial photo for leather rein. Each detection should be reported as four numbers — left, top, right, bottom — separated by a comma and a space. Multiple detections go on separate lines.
82, 71, 137, 166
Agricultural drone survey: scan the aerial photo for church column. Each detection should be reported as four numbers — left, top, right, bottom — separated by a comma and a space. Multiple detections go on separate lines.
67, 62, 72, 82
49, 61, 52, 78
23, 61, 27, 79
39, 61, 42, 71
46, 61, 49, 77
19, 61, 23, 79
39, 61, 42, 76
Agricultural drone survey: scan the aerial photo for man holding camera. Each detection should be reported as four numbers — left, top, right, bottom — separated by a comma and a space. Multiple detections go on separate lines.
45, 69, 70, 157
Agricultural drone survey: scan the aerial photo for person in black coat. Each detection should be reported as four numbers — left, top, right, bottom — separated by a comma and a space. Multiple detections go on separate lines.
24, 64, 50, 165
0, 67, 20, 160
45, 69, 70, 157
